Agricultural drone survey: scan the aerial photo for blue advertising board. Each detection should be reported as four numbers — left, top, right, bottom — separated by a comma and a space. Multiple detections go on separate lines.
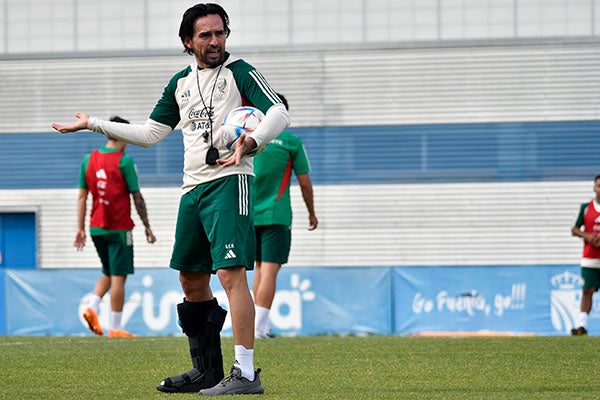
0, 269, 5, 334
393, 266, 591, 335
2, 265, 597, 336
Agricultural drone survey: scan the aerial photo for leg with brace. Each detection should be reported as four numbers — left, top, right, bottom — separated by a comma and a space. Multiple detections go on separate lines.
156, 298, 227, 393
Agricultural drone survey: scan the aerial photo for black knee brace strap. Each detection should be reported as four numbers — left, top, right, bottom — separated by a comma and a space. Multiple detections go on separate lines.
177, 298, 227, 337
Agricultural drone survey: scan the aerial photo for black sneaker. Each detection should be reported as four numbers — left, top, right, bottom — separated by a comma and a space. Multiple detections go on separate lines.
571, 326, 588, 336
199, 366, 264, 396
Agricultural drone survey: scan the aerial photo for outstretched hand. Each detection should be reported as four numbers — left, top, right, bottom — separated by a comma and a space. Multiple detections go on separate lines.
51, 113, 90, 133
217, 134, 258, 167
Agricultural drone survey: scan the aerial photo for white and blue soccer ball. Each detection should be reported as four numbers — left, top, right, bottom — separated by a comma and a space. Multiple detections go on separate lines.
221, 106, 265, 156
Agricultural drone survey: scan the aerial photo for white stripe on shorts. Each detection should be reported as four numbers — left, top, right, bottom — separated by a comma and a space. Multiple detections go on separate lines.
238, 175, 249, 215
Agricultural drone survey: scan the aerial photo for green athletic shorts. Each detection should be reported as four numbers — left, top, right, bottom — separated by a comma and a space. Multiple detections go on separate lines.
255, 224, 291, 264
170, 174, 255, 273
581, 267, 600, 290
91, 231, 134, 276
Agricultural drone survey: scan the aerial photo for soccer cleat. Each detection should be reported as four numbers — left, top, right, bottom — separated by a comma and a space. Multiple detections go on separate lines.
571, 326, 588, 336
108, 329, 138, 338
198, 366, 264, 396
82, 307, 103, 336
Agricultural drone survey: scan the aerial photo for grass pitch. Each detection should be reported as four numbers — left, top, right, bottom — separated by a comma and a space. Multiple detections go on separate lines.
0, 335, 598, 400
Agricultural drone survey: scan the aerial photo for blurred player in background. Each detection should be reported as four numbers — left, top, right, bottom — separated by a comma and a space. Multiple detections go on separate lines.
53, 3, 289, 396
571, 174, 600, 336
252, 93, 318, 338
77, 116, 156, 339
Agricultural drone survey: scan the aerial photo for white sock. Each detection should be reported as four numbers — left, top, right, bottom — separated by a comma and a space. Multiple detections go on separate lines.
89, 294, 102, 312
234, 345, 255, 381
111, 311, 123, 330
579, 311, 589, 328
254, 305, 271, 335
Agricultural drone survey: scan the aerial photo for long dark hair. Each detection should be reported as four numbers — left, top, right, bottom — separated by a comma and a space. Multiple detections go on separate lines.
179, 3, 231, 55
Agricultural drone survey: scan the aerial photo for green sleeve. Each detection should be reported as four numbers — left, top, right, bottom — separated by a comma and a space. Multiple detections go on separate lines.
78, 154, 91, 189
574, 203, 588, 228
291, 135, 311, 175
120, 154, 140, 193
228, 59, 280, 113
149, 67, 191, 128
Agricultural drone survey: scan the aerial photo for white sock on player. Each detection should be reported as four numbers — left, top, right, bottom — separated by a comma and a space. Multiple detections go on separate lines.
254, 305, 270, 336
88, 294, 102, 312
578, 311, 589, 328
111, 311, 123, 330
234, 345, 255, 381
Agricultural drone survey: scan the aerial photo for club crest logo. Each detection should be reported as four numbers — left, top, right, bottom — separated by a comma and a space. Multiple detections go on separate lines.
213, 78, 227, 101
550, 271, 583, 333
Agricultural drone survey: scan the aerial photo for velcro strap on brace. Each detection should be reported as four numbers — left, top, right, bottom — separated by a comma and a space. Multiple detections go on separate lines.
166, 368, 203, 388
177, 298, 226, 337
156, 368, 206, 392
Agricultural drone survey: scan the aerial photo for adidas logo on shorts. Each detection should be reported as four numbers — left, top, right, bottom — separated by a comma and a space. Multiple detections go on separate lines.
224, 249, 237, 259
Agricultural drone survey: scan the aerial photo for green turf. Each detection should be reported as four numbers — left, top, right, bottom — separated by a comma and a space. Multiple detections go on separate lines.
0, 335, 597, 399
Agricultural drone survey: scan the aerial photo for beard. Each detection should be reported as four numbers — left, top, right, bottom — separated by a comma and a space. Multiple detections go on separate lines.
198, 46, 225, 68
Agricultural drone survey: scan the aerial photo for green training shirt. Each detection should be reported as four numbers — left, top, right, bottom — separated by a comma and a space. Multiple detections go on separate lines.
253, 130, 310, 226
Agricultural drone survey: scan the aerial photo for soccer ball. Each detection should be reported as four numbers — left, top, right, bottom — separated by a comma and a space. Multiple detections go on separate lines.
221, 106, 265, 156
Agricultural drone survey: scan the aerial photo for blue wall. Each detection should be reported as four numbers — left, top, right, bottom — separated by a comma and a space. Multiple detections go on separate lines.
0, 213, 37, 268
1, 120, 599, 189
